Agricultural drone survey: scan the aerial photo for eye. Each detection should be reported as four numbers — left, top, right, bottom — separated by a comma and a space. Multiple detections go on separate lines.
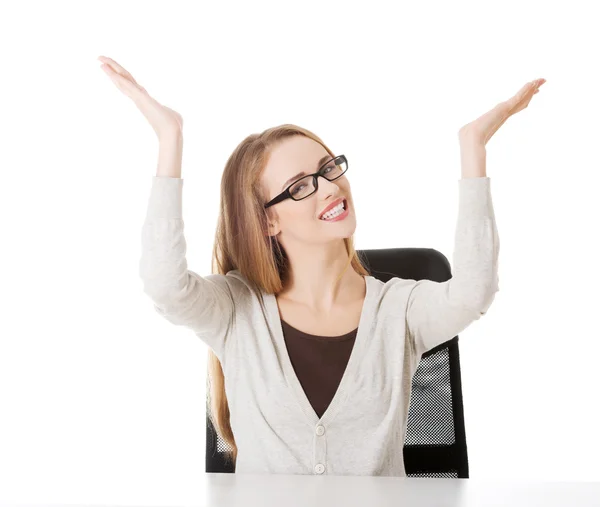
290, 183, 306, 195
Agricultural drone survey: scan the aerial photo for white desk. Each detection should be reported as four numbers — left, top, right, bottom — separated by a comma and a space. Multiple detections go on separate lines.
204, 473, 600, 507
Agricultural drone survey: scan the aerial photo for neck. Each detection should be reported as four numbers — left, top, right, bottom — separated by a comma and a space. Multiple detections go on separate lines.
278, 240, 363, 312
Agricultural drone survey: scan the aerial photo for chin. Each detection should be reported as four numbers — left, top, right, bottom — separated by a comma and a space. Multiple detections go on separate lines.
323, 218, 356, 238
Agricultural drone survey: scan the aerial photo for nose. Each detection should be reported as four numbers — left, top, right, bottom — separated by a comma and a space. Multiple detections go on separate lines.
316, 174, 341, 194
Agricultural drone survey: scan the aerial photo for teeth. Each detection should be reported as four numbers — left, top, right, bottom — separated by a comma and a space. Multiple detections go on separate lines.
320, 201, 345, 220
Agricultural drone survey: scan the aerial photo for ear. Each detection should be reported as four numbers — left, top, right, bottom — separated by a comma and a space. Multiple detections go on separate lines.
264, 206, 281, 237
265, 220, 281, 237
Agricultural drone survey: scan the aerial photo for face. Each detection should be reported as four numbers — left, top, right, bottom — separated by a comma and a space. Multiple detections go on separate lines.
262, 136, 356, 244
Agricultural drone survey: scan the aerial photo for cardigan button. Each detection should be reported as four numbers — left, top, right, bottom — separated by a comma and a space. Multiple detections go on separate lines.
315, 425, 325, 436
314, 463, 325, 474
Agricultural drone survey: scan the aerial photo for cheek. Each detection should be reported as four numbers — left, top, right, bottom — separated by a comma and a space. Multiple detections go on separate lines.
280, 202, 316, 224
289, 200, 315, 217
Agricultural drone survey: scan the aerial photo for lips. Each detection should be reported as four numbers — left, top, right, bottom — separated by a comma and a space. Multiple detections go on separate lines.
318, 197, 346, 219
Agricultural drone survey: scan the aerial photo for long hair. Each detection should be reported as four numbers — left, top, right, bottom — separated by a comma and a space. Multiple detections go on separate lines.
207, 123, 371, 468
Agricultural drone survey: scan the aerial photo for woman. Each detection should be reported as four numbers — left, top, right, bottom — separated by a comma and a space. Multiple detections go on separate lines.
99, 55, 544, 476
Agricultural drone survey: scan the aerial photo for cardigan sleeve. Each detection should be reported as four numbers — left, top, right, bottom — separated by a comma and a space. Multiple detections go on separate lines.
138, 176, 234, 362
405, 177, 500, 358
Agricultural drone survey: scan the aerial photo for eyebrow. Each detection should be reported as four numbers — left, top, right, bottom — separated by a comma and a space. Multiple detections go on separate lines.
280, 154, 334, 191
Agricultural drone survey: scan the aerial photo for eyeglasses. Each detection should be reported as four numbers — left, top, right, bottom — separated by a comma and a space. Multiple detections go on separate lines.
264, 154, 348, 209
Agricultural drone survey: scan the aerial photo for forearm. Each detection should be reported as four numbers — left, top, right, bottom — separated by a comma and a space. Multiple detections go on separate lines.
156, 130, 183, 178
459, 138, 487, 179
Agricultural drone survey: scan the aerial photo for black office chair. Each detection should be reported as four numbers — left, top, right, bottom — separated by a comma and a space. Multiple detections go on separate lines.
206, 247, 469, 478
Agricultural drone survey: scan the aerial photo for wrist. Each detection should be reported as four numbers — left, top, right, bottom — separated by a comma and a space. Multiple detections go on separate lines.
459, 140, 487, 178
158, 128, 183, 145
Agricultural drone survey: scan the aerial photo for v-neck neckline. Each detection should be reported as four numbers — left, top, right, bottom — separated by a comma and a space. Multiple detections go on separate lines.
263, 275, 376, 427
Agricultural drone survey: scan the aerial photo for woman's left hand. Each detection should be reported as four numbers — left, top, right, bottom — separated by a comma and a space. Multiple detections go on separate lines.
459, 78, 546, 146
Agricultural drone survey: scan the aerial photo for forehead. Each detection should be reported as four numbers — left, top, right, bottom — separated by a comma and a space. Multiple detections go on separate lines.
263, 136, 330, 190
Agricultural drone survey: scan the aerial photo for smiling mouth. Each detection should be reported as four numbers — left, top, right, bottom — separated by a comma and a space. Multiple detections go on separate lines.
319, 199, 348, 220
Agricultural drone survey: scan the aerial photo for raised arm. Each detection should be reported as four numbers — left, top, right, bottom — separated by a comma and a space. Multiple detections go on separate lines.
99, 55, 234, 361
139, 170, 234, 362
406, 174, 500, 359
406, 78, 545, 358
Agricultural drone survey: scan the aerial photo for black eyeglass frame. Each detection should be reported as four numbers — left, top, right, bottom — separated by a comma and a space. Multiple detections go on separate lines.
264, 154, 348, 209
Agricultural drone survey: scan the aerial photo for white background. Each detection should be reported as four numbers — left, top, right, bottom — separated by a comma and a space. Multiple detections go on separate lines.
1, 0, 598, 504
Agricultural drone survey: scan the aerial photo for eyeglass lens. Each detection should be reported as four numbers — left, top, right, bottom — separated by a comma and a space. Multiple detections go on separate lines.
289, 157, 348, 200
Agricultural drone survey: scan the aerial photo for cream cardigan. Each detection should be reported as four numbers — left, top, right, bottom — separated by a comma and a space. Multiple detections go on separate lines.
139, 175, 499, 476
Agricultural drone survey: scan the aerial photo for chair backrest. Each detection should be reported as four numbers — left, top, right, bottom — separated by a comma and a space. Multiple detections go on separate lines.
206, 247, 469, 478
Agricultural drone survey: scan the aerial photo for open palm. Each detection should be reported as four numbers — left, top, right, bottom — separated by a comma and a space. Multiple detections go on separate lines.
98, 55, 184, 138
460, 78, 546, 145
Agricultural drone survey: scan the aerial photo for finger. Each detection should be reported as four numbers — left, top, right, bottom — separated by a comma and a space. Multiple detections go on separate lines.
510, 83, 529, 105
100, 61, 146, 94
529, 78, 546, 91
522, 81, 535, 95
514, 79, 539, 103
104, 69, 144, 101
97, 56, 140, 86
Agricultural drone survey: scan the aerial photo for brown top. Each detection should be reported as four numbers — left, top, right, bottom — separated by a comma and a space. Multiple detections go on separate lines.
281, 319, 359, 419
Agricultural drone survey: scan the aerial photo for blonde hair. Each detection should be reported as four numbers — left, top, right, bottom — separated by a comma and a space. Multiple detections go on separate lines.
207, 123, 370, 468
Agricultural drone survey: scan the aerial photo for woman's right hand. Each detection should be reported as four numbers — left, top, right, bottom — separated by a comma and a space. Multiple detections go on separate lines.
98, 55, 183, 139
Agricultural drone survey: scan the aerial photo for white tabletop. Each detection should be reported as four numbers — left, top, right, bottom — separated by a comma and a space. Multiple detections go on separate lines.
204, 473, 600, 507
